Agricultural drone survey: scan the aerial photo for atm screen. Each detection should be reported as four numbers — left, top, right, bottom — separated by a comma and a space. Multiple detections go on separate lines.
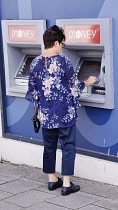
77, 60, 101, 81
15, 55, 35, 85
16, 55, 35, 78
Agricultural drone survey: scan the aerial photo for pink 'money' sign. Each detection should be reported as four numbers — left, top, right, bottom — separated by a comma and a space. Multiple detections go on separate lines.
8, 25, 38, 42
64, 24, 100, 44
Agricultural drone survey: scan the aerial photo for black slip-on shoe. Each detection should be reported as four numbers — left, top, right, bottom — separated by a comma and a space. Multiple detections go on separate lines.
61, 182, 80, 196
48, 177, 63, 191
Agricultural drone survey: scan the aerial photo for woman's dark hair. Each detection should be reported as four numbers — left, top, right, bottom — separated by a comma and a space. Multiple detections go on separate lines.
43, 25, 65, 49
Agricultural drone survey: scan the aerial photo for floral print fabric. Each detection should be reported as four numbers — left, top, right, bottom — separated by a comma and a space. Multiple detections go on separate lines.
25, 55, 85, 128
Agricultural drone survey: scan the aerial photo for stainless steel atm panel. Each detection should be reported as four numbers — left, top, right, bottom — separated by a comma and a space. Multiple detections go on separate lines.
56, 18, 114, 109
1, 20, 46, 97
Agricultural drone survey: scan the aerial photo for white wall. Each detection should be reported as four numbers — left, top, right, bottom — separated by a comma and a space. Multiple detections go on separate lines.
0, 137, 118, 186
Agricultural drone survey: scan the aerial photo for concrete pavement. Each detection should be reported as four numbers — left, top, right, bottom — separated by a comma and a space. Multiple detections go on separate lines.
0, 161, 117, 209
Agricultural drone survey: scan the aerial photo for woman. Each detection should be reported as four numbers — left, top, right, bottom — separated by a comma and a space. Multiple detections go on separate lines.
25, 25, 97, 196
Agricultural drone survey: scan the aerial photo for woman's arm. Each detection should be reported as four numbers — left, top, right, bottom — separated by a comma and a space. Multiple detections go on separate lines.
65, 57, 97, 98
25, 59, 39, 107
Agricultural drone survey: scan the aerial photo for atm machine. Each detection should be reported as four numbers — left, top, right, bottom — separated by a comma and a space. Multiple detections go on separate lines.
1, 20, 46, 97
56, 18, 114, 109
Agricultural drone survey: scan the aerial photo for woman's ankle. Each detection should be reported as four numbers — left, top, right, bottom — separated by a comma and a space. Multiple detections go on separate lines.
48, 173, 58, 182
63, 175, 71, 187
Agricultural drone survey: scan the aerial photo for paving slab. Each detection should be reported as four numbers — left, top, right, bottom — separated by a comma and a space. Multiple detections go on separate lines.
4, 189, 57, 208
0, 201, 23, 210
94, 194, 118, 210
0, 163, 34, 177
0, 171, 20, 182
21, 201, 69, 210
35, 183, 63, 195
78, 204, 108, 210
46, 191, 102, 209
0, 163, 19, 172
24, 169, 48, 184
81, 181, 118, 198
71, 177, 94, 188
0, 191, 13, 200
0, 180, 7, 185
0, 177, 42, 194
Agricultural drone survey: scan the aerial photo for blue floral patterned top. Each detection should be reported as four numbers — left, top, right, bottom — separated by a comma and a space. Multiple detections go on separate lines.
25, 54, 85, 128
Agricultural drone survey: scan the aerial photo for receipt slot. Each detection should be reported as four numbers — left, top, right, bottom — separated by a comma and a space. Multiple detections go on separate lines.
1, 20, 46, 97
56, 18, 114, 109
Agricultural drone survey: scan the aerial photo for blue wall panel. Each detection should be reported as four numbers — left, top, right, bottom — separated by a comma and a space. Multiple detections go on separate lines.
1, 0, 19, 20
18, 0, 32, 19
64, 0, 105, 19
31, 0, 105, 27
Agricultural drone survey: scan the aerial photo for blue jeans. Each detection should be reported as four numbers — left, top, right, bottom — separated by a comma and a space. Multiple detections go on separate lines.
42, 124, 76, 175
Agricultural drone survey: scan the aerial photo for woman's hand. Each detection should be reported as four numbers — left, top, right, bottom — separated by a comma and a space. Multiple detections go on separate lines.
84, 76, 98, 87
